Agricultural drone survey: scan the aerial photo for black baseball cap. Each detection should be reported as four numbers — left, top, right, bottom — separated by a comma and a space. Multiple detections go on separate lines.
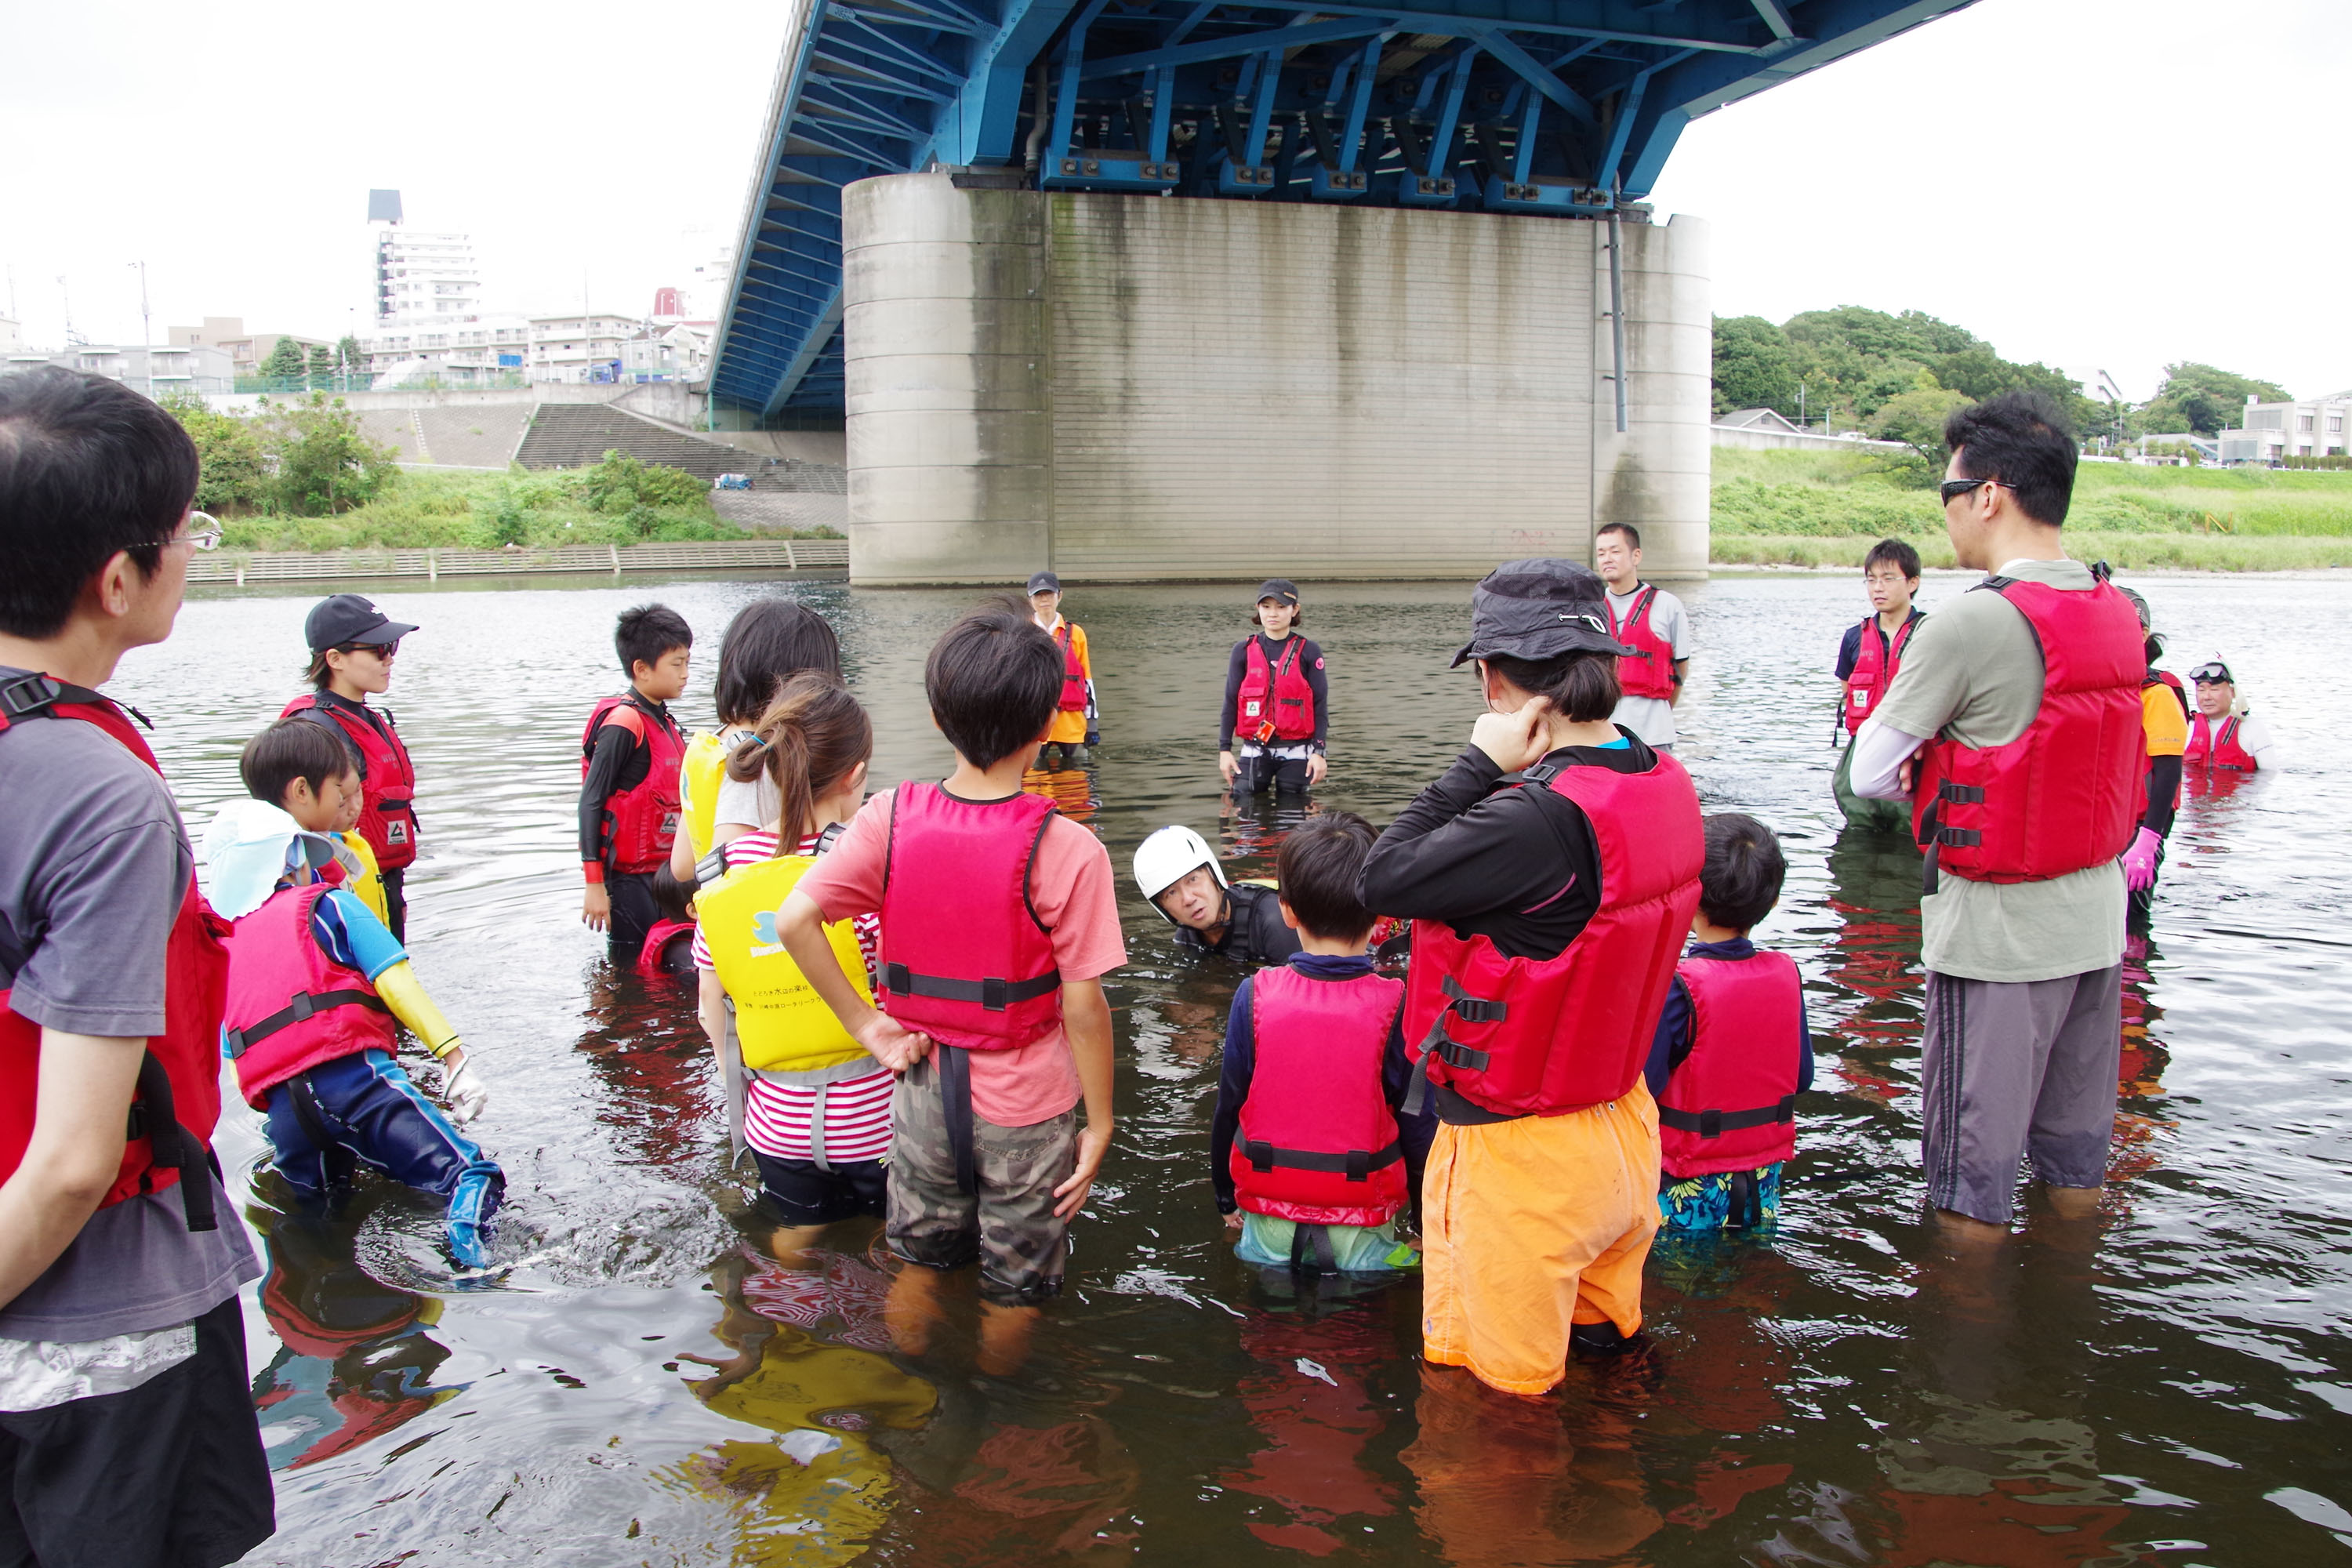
1255, 579, 1299, 606
1026, 571, 1061, 595
304, 593, 417, 652
2187, 658, 2234, 684
1451, 558, 1632, 668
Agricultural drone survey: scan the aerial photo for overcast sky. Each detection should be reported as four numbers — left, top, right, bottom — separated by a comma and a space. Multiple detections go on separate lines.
4, 0, 2343, 402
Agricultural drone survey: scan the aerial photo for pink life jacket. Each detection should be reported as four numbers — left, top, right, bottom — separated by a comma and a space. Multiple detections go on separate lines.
1405, 750, 1703, 1117
222, 883, 396, 1109
2185, 713, 2258, 771
1842, 612, 1920, 735
1611, 585, 1677, 701
1233, 964, 1407, 1229
1658, 950, 1802, 1178
876, 783, 1062, 1051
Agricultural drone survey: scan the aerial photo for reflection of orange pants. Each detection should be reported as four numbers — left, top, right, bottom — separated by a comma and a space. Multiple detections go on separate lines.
1421, 1084, 1661, 1396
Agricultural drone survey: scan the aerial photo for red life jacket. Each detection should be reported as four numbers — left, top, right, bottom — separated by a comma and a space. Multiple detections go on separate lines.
1610, 585, 1677, 701
2186, 713, 2258, 771
221, 882, 397, 1109
876, 783, 1062, 1052
1404, 750, 1704, 1117
1232, 964, 1408, 1228
0, 675, 227, 1232
1912, 577, 2146, 885
581, 694, 686, 875
1657, 951, 1802, 1178
282, 692, 419, 871
1843, 612, 1920, 735
1237, 637, 1316, 742
1049, 621, 1087, 713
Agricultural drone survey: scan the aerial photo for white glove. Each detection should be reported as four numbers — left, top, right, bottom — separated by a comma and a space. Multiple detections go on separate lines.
441, 1057, 489, 1123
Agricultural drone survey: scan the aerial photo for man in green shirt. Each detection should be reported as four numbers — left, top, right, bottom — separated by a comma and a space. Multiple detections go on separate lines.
1849, 393, 2137, 1240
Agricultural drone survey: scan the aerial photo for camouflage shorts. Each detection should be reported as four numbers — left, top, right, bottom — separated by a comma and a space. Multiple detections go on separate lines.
889, 1054, 1076, 1306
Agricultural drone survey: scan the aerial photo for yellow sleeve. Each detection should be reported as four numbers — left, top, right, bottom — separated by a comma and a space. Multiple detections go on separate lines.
373, 960, 463, 1058
1074, 622, 1092, 680
339, 833, 390, 927
2141, 686, 2188, 757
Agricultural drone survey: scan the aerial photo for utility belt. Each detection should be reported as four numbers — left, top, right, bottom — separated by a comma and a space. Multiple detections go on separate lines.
1656, 1096, 1795, 1139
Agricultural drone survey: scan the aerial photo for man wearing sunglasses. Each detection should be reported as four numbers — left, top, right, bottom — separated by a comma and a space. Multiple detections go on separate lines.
282, 593, 423, 942
1846, 392, 2146, 1243
0, 368, 274, 1565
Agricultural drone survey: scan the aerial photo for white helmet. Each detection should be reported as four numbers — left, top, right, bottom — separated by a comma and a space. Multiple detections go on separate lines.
1134, 825, 1226, 923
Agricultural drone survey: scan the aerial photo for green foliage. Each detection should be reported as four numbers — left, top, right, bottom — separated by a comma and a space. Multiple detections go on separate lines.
334, 336, 364, 375
2137, 361, 2296, 436
576, 449, 711, 528
1713, 532, 2352, 572
1710, 315, 1799, 417
260, 337, 307, 380
159, 394, 269, 513
303, 343, 336, 377
1864, 387, 1974, 477
256, 394, 401, 516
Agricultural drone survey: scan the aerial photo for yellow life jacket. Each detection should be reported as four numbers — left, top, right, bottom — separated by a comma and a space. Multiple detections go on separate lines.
698, 850, 873, 1074
679, 728, 748, 863
336, 831, 390, 928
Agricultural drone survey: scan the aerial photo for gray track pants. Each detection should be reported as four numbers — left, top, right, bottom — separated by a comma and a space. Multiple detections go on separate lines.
1920, 965, 2122, 1225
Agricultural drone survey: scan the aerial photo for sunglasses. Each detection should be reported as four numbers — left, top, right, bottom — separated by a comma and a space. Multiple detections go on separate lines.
1939, 477, 2016, 506
336, 639, 401, 659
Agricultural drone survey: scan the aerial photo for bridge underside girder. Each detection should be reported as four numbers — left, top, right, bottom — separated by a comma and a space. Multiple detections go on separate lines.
710, 0, 1975, 418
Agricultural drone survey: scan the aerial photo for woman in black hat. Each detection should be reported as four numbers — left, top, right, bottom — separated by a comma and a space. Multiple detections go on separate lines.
1359, 559, 1703, 1397
280, 593, 423, 941
1218, 579, 1328, 796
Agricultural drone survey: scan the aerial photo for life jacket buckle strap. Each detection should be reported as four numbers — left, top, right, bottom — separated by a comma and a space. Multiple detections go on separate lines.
1245, 1139, 1276, 1174
1439, 975, 1508, 1024
1936, 826, 1982, 848
289, 990, 316, 1024
0, 673, 63, 721
1436, 1040, 1490, 1073
1937, 780, 1985, 805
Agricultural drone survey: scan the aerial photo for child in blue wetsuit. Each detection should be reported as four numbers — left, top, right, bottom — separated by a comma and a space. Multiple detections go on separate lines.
206, 797, 503, 1268
1210, 813, 1432, 1272
1646, 812, 1811, 1231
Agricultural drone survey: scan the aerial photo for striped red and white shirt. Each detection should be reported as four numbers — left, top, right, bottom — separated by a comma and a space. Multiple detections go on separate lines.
695, 829, 891, 1165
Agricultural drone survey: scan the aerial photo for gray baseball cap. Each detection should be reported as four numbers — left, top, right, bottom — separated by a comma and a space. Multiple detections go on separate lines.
1450, 558, 1632, 668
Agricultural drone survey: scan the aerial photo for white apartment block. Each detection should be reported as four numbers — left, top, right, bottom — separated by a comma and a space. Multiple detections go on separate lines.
528, 314, 639, 383
2220, 392, 2351, 463
3, 343, 237, 396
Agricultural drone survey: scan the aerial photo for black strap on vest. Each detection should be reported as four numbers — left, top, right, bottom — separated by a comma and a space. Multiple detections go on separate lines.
1655, 1095, 1796, 1139
221, 988, 388, 1059
1728, 1168, 1763, 1230
1242, 1138, 1403, 1182
879, 963, 1061, 1014
1403, 976, 1504, 1114
938, 1044, 978, 1196
126, 1052, 218, 1232
1288, 1221, 1339, 1276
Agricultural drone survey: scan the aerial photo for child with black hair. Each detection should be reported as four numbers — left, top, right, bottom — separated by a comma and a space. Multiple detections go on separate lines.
779, 599, 1123, 1375
241, 717, 388, 927
1210, 812, 1429, 1274
580, 603, 692, 962
1644, 813, 1813, 1231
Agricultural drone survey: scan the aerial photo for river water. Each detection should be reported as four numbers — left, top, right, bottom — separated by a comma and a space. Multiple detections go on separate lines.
114, 571, 2346, 1567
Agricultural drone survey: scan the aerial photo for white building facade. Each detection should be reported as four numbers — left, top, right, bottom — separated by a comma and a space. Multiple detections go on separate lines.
2220, 392, 2351, 463
2, 344, 237, 397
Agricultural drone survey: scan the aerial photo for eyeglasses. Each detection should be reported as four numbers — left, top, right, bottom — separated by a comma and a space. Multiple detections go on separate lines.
1940, 477, 2015, 506
132, 510, 223, 557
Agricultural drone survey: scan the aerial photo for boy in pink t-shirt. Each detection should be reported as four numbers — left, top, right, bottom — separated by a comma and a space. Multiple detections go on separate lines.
784, 601, 1123, 1374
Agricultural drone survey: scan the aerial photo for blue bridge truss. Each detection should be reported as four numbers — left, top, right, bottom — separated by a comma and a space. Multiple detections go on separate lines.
707, 0, 1974, 419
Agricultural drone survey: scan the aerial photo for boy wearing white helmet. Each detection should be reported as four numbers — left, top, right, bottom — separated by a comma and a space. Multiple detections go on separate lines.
1134, 826, 1301, 965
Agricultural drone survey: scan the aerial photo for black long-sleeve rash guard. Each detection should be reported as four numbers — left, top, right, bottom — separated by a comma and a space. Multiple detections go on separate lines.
1219, 633, 1329, 751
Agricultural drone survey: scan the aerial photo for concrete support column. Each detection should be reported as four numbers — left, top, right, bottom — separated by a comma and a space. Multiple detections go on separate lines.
843, 174, 1051, 584
1592, 213, 1711, 579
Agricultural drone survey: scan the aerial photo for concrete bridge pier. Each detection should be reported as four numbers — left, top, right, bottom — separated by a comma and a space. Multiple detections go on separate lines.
842, 172, 1708, 586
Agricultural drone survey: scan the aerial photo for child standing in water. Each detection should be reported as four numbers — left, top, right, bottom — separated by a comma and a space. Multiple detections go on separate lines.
1832, 539, 1925, 832
779, 601, 1123, 1376
580, 604, 691, 964
242, 717, 390, 927
1027, 571, 1094, 770
1219, 579, 1329, 795
694, 672, 892, 1259
1210, 813, 1429, 1273
1646, 814, 1812, 1231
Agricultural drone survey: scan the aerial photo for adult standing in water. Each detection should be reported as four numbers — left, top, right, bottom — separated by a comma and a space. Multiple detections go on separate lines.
1833, 539, 1926, 832
1362, 559, 1702, 1396
283, 593, 422, 942
1218, 579, 1327, 796
2183, 658, 2276, 772
1027, 571, 1093, 771
1593, 524, 1692, 753
1849, 392, 2145, 1240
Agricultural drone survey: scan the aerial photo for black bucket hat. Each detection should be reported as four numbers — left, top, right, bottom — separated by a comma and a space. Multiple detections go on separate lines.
1450, 558, 1632, 668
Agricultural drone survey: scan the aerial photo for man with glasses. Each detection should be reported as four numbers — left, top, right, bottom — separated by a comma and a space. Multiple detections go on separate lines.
0, 368, 274, 1564
282, 593, 423, 942
1846, 392, 2145, 1242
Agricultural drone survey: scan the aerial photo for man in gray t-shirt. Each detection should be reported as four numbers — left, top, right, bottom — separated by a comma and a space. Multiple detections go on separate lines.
0, 369, 271, 1565
1594, 524, 1693, 748
1851, 393, 2136, 1239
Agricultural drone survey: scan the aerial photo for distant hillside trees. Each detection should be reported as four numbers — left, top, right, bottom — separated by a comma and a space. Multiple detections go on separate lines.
2138, 363, 2294, 435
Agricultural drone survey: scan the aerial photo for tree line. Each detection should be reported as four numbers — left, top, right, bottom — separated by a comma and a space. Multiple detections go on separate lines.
256, 335, 368, 385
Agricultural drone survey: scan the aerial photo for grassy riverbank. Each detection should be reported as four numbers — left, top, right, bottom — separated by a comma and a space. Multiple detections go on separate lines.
217, 466, 837, 553
1711, 448, 2352, 568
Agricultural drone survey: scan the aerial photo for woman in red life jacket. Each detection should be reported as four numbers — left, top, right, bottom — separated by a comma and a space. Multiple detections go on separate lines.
1210, 814, 1432, 1275
580, 604, 691, 964
1833, 539, 1926, 833
2183, 658, 2274, 773
1219, 579, 1330, 797
1645, 815, 1813, 1231
1361, 559, 1702, 1397
1027, 570, 1096, 771
282, 592, 422, 942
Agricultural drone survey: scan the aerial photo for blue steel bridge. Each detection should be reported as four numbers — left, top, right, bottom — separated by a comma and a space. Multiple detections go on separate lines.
707, 0, 1974, 420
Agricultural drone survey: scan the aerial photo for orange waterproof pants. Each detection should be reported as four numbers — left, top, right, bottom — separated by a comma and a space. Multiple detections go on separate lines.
1419, 1083, 1661, 1396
